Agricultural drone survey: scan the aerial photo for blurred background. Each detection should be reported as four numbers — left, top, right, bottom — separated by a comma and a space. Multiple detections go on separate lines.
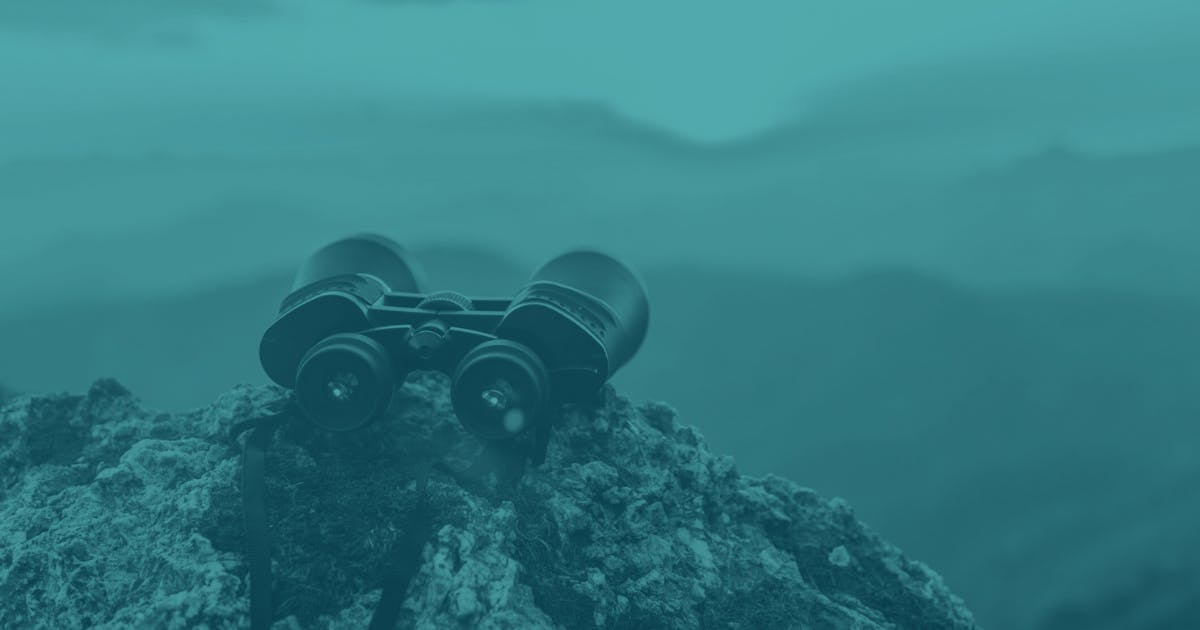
1, 1, 1198, 628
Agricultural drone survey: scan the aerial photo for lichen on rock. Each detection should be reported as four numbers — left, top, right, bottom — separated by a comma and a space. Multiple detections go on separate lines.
0, 375, 978, 629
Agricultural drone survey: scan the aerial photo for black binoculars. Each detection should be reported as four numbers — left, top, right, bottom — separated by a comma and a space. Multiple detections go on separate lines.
258, 233, 650, 467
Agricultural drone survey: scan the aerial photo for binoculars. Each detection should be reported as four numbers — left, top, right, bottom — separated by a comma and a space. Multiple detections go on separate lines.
258, 233, 650, 468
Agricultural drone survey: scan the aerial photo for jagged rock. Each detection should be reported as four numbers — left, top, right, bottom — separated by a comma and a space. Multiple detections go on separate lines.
0, 376, 978, 629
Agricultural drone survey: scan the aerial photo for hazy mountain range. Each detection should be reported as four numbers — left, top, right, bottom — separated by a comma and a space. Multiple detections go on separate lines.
2, 99, 1197, 320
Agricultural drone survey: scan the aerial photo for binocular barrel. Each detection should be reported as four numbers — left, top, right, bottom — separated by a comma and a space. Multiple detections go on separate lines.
259, 233, 649, 448
290, 233, 427, 294
501, 249, 649, 379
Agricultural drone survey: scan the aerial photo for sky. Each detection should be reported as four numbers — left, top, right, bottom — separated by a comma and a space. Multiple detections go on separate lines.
1, 0, 1198, 142
1, 0, 1198, 307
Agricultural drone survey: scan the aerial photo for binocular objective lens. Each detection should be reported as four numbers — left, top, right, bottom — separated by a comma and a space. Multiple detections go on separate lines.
452, 340, 548, 441
295, 333, 396, 432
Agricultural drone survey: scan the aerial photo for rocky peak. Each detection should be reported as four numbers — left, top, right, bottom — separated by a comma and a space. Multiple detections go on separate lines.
0, 376, 977, 629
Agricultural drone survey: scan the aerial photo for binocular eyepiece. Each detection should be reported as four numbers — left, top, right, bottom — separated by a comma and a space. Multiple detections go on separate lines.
258, 233, 649, 466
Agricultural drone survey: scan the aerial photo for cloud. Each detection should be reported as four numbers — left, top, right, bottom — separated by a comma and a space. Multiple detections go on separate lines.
0, 0, 517, 46
0, 0, 277, 40
774, 40, 1200, 157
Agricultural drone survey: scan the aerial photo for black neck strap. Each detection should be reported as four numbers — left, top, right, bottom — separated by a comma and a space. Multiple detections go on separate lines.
239, 407, 290, 630
369, 462, 433, 630
236, 402, 437, 630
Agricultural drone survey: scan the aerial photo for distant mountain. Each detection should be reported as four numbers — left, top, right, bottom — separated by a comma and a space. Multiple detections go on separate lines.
3, 99, 1197, 309
742, 41, 1200, 168
923, 145, 1200, 297
0, 101, 729, 311
1037, 558, 1200, 630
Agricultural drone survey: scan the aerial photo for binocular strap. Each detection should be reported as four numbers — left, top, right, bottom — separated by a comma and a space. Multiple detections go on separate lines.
237, 405, 436, 630
368, 462, 433, 630
240, 411, 287, 630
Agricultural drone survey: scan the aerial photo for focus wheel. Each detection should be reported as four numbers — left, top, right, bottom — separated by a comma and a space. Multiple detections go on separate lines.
416, 290, 474, 312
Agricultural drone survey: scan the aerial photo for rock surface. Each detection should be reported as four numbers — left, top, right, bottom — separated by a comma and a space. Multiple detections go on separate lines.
0, 376, 978, 629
